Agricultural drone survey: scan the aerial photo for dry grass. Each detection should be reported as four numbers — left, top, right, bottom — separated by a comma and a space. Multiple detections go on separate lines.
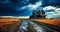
31, 19, 60, 26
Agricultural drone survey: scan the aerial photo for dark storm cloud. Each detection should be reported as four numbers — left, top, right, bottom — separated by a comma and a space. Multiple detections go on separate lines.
0, 0, 60, 16
0, 0, 38, 16
29, 0, 40, 4
42, 0, 60, 7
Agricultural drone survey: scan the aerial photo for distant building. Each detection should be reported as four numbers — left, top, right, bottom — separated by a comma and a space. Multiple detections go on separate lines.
29, 10, 46, 19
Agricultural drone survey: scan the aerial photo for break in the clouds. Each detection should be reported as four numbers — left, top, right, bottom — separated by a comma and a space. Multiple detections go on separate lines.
20, 1, 42, 10
43, 6, 56, 12
41, 0, 60, 18
44, 6, 60, 18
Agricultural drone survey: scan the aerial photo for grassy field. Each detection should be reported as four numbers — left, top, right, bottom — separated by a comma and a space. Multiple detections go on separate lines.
30, 18, 60, 26
0, 18, 21, 32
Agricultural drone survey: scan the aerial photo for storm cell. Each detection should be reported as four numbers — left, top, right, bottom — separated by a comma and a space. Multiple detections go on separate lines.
42, 0, 60, 7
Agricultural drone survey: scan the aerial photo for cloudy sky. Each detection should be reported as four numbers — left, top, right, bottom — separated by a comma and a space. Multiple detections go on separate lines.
0, 0, 41, 16
0, 0, 60, 18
